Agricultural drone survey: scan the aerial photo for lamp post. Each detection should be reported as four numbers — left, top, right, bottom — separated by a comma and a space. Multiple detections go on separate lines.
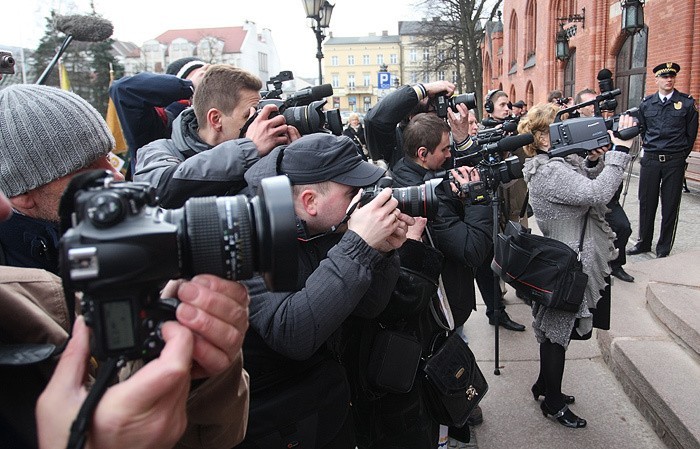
621, 0, 645, 34
302, 0, 334, 84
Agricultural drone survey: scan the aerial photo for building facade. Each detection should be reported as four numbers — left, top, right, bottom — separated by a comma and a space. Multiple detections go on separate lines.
483, 0, 699, 152
117, 21, 281, 82
323, 32, 401, 112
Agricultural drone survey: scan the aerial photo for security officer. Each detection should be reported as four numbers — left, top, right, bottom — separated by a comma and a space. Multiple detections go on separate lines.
628, 62, 699, 258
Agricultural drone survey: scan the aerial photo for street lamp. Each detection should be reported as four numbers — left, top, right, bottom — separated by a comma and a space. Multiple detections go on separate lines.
555, 24, 570, 61
302, 0, 334, 84
621, 0, 645, 34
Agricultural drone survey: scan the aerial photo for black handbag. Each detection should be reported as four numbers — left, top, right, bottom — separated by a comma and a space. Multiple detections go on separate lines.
367, 329, 422, 394
491, 211, 590, 312
421, 332, 488, 427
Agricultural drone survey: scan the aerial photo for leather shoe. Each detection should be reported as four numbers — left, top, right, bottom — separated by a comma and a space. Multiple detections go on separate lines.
611, 267, 634, 282
489, 312, 526, 331
656, 251, 670, 258
626, 243, 651, 255
466, 404, 483, 426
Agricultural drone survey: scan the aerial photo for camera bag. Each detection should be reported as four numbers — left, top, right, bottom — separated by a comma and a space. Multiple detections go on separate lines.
491, 213, 589, 312
420, 332, 488, 427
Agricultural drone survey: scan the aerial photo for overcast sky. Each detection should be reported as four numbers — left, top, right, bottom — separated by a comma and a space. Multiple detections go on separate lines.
2, 0, 423, 78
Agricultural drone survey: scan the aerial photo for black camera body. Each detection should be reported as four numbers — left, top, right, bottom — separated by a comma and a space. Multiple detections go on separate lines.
0, 50, 15, 75
555, 96, 571, 107
59, 172, 297, 361
475, 155, 523, 191
241, 71, 342, 137
433, 92, 477, 118
359, 177, 442, 220
548, 116, 612, 158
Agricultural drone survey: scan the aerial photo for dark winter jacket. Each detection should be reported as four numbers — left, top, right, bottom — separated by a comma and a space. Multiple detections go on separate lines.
392, 157, 493, 326
134, 108, 260, 208
109, 72, 195, 174
0, 213, 60, 274
364, 85, 420, 167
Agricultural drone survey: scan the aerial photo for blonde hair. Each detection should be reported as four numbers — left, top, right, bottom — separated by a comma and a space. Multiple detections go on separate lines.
517, 103, 559, 157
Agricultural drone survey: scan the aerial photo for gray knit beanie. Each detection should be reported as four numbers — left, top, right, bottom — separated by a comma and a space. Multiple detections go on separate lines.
0, 84, 115, 197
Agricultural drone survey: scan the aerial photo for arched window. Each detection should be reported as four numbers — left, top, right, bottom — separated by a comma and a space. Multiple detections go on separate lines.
525, 0, 537, 66
615, 27, 648, 111
526, 81, 534, 108
510, 85, 516, 102
509, 11, 518, 72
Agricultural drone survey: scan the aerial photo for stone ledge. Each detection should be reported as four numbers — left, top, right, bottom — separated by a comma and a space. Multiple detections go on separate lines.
646, 283, 700, 358
607, 339, 700, 449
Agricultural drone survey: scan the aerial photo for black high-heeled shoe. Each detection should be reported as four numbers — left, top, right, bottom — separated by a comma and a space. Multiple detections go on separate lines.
531, 383, 575, 404
540, 402, 586, 428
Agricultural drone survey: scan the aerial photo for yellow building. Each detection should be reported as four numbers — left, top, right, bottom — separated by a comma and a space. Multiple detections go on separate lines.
324, 31, 401, 113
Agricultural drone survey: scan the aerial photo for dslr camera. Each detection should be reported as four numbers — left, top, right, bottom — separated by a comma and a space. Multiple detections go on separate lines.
59, 171, 298, 361
433, 92, 477, 119
241, 70, 343, 137
359, 176, 442, 220
0, 50, 15, 75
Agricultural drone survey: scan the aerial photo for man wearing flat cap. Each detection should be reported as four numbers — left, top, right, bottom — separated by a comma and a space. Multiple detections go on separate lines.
512, 100, 527, 117
235, 133, 414, 448
628, 62, 699, 258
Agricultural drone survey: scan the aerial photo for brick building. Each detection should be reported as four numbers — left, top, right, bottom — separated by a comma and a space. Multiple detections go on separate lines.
483, 0, 699, 153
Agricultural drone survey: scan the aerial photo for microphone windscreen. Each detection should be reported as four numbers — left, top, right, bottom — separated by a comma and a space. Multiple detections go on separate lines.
56, 14, 114, 42
597, 68, 613, 81
496, 133, 534, 153
502, 121, 518, 133
311, 84, 334, 100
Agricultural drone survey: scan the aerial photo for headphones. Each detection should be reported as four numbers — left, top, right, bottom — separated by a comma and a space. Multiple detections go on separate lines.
484, 89, 501, 114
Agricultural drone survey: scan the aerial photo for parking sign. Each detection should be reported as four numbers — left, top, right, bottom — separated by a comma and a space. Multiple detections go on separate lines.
378, 72, 391, 89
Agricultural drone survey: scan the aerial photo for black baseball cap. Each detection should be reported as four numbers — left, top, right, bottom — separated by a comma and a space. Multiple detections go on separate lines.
279, 134, 385, 186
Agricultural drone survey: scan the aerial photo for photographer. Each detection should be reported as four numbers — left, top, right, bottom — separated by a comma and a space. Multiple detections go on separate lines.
0, 85, 250, 449
575, 88, 634, 282
134, 64, 301, 208
392, 114, 493, 439
235, 134, 411, 448
109, 57, 207, 177
482, 90, 528, 226
364, 80, 475, 169
519, 103, 635, 429
342, 112, 367, 158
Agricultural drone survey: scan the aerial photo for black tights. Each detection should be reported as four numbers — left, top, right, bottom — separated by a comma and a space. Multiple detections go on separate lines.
535, 338, 566, 411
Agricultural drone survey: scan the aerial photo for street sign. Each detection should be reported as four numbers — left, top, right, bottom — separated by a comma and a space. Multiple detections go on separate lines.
378, 72, 391, 89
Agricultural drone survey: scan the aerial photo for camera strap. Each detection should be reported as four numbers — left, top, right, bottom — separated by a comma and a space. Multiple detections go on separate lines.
66, 357, 122, 449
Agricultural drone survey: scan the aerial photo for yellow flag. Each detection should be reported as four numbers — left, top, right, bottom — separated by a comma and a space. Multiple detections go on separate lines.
58, 59, 71, 91
106, 63, 128, 158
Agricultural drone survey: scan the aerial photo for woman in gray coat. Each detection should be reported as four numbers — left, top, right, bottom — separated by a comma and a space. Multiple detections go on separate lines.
518, 103, 634, 428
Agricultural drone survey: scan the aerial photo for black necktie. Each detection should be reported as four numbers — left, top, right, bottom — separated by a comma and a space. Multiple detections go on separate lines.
662, 97, 667, 104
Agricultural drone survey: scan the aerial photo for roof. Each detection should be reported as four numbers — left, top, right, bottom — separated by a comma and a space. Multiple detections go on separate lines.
326, 35, 400, 45
111, 40, 141, 58
153, 27, 247, 53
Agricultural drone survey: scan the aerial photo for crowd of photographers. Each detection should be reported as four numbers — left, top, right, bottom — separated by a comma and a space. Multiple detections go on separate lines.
0, 54, 696, 449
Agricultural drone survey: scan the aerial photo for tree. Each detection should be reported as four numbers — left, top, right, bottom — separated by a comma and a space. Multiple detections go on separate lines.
414, 0, 503, 119
31, 10, 123, 115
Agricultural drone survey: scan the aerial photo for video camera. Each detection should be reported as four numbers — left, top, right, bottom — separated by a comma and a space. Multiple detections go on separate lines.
549, 69, 641, 158
240, 70, 343, 137
0, 50, 15, 75
450, 133, 533, 191
59, 171, 298, 361
433, 92, 477, 119
359, 176, 442, 220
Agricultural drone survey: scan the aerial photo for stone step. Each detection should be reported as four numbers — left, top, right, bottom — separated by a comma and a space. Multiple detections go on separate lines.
646, 282, 700, 358
607, 338, 700, 449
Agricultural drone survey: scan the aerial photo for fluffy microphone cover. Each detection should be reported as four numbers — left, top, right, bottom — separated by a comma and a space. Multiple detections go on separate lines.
56, 14, 114, 42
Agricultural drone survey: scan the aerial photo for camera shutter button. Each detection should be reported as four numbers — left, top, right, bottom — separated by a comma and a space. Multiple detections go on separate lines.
87, 192, 125, 227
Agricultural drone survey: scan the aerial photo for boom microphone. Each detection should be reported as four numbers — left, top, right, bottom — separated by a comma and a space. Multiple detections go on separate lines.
56, 14, 114, 42
286, 84, 334, 105
482, 133, 534, 154
597, 68, 614, 94
36, 14, 114, 85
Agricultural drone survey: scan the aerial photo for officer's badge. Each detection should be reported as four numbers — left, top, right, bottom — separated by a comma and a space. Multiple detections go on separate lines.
674, 101, 682, 110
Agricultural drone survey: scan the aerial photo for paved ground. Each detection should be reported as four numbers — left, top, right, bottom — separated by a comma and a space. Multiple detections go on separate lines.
454, 156, 700, 449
